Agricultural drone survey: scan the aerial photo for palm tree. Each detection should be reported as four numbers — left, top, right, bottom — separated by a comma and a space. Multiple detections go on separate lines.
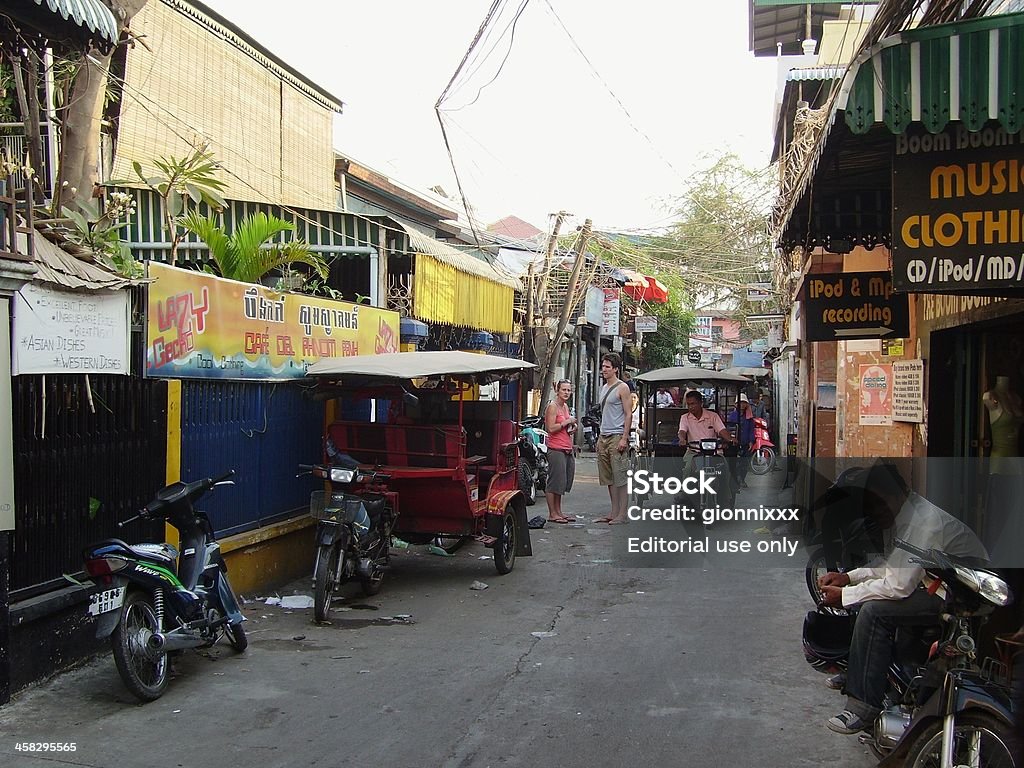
180, 211, 328, 285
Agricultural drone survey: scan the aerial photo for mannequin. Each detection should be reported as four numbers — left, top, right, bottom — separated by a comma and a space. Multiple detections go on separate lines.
982, 376, 1024, 466
981, 375, 1023, 569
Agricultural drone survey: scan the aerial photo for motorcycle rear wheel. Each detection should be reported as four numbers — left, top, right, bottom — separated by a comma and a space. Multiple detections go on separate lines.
904, 712, 1015, 768
360, 543, 388, 597
806, 548, 828, 606
494, 505, 517, 574
749, 446, 776, 475
313, 545, 342, 623
111, 591, 169, 702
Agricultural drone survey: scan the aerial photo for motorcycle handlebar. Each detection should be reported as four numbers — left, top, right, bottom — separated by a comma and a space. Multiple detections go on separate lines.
212, 470, 235, 485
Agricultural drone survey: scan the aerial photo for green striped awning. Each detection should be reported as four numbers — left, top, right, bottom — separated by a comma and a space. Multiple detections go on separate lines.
840, 12, 1024, 134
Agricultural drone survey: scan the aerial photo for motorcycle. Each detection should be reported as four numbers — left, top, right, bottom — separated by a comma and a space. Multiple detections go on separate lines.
300, 460, 394, 623
683, 438, 735, 518
802, 539, 1017, 767
517, 415, 549, 506
581, 405, 601, 452
748, 416, 777, 475
82, 471, 247, 702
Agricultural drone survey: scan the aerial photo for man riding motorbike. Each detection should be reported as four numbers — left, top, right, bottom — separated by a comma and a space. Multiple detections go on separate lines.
676, 390, 736, 504
817, 462, 989, 734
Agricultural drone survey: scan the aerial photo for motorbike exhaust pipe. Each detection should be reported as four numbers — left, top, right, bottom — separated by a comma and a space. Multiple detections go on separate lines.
147, 630, 203, 653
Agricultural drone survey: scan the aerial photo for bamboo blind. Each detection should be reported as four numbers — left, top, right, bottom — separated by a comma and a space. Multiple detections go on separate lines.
112, 0, 336, 210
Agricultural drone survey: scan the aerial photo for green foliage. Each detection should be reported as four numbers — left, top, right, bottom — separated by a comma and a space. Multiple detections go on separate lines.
650, 152, 778, 321
181, 211, 328, 285
88, 497, 101, 521
0, 60, 15, 123
112, 144, 228, 265
640, 296, 694, 370
59, 193, 143, 279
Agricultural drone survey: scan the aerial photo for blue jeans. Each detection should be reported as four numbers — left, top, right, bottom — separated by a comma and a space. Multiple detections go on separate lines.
845, 589, 943, 718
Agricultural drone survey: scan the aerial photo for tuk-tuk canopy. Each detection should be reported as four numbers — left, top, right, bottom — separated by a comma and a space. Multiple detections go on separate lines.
635, 366, 750, 385
307, 350, 535, 381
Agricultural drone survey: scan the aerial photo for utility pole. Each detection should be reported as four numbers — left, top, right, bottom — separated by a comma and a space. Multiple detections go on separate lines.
539, 218, 592, 409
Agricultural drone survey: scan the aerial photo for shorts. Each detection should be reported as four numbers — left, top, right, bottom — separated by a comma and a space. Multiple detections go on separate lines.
546, 449, 575, 495
597, 434, 629, 487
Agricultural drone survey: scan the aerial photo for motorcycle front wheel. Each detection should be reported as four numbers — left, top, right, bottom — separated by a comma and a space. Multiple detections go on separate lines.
749, 446, 776, 475
313, 544, 342, 622
111, 590, 169, 702
905, 712, 1016, 768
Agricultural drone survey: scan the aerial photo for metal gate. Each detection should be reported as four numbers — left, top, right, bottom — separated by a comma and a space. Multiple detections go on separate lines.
180, 381, 323, 536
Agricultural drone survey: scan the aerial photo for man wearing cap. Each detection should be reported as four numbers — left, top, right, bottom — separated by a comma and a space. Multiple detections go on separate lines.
727, 394, 755, 492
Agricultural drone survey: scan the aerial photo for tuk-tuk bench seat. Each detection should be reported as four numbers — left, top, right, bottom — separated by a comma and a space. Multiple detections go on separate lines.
328, 420, 464, 469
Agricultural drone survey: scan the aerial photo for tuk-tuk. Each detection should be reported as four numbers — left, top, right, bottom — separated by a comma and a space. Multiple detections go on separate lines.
305, 351, 536, 576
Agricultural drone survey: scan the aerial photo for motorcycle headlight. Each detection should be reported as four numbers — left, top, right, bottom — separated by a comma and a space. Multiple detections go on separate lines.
954, 566, 1013, 607
700, 440, 718, 452
977, 571, 1012, 607
329, 468, 356, 483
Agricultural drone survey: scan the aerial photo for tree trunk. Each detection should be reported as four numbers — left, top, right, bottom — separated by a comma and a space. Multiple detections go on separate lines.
57, 0, 149, 211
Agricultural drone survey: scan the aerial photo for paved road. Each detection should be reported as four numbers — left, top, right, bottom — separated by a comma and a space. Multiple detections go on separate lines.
0, 457, 876, 768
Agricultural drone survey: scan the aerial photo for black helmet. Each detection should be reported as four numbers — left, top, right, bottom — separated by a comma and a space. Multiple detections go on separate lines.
802, 609, 854, 673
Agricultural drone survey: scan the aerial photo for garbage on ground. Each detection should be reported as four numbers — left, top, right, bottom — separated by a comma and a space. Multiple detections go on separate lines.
531, 631, 557, 638
478, 555, 490, 560
427, 545, 454, 557
280, 595, 315, 609
527, 516, 546, 529
264, 596, 282, 606
391, 537, 410, 549
469, 580, 489, 590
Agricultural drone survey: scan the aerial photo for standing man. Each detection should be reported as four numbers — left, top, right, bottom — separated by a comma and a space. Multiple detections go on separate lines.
594, 353, 632, 525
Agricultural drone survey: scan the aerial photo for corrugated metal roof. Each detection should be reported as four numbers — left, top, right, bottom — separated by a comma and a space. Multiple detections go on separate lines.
785, 66, 845, 82
33, 0, 119, 45
17, 229, 136, 291
399, 222, 522, 291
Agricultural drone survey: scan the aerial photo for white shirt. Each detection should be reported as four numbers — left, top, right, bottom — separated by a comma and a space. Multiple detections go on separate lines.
842, 492, 988, 607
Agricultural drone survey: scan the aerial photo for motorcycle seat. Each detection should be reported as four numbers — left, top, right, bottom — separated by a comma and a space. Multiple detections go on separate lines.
127, 541, 179, 566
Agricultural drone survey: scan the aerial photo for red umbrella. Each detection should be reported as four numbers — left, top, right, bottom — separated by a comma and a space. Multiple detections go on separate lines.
620, 269, 669, 303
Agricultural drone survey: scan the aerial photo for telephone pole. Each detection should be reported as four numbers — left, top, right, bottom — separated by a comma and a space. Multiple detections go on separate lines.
539, 218, 592, 409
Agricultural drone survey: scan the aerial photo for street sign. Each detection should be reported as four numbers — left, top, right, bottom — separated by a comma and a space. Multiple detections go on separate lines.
686, 349, 701, 364
635, 316, 658, 333
801, 271, 909, 342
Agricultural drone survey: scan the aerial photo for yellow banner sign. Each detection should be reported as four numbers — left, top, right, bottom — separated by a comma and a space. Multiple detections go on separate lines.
145, 263, 399, 380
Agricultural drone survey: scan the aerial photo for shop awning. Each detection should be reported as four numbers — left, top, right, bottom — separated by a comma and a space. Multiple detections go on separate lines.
839, 12, 1024, 136
619, 268, 669, 303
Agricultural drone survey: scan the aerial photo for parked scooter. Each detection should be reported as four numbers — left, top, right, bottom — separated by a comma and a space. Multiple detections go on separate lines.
517, 415, 549, 506
300, 460, 394, 622
581, 405, 601, 452
748, 417, 777, 475
82, 471, 247, 702
802, 539, 1017, 767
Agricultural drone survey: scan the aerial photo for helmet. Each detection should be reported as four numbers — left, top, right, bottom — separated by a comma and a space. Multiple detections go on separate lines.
802, 609, 854, 673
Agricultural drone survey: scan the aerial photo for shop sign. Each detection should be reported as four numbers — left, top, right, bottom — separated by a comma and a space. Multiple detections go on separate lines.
601, 288, 620, 336
859, 363, 893, 426
145, 263, 399, 381
802, 272, 909, 341
13, 282, 130, 375
892, 359, 924, 423
893, 125, 1024, 292
746, 282, 772, 302
585, 286, 605, 326
881, 338, 904, 356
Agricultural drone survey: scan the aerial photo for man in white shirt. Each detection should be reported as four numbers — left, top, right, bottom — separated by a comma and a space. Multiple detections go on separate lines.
818, 463, 988, 734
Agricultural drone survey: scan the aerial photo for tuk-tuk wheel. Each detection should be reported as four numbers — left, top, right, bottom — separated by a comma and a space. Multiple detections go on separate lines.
494, 505, 517, 574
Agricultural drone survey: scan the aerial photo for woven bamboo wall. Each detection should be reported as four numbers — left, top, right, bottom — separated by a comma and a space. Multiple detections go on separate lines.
112, 0, 337, 210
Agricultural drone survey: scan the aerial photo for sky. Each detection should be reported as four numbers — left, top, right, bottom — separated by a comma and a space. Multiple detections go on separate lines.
200, 0, 779, 235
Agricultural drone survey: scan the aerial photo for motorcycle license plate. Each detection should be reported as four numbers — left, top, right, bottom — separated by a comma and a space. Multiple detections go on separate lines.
88, 586, 125, 616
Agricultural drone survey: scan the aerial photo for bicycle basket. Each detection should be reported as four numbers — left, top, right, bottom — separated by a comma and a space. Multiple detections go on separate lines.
309, 491, 366, 523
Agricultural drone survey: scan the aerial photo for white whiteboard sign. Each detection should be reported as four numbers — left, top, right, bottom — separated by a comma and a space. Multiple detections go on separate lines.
13, 283, 131, 375
892, 359, 925, 423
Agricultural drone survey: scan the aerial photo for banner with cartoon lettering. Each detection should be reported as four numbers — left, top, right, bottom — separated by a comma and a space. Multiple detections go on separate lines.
145, 263, 399, 380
